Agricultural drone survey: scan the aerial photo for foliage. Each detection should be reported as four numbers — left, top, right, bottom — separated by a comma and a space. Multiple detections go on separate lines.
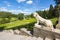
0, 12, 17, 24
0, 18, 10, 24
0, 17, 57, 31
36, 4, 59, 19
17, 13, 24, 20
54, 0, 60, 18
42, 10, 48, 19
0, 18, 36, 30
53, 5, 59, 17
54, 0, 60, 4
10, 17, 17, 22
50, 18, 57, 26
0, 12, 16, 18
49, 5, 54, 18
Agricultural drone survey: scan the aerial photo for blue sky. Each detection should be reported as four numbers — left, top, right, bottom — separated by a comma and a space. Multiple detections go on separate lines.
0, 0, 55, 14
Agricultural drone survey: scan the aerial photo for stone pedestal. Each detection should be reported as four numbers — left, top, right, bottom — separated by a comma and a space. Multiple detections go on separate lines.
56, 16, 60, 29
56, 24, 60, 29
37, 37, 43, 40
45, 37, 53, 40
56, 38, 60, 40
33, 24, 60, 40
33, 25, 54, 40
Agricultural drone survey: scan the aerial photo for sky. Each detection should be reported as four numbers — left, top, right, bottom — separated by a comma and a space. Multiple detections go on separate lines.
0, 0, 55, 14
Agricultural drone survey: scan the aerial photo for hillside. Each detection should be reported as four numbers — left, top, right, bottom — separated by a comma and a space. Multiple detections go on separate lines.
0, 18, 57, 30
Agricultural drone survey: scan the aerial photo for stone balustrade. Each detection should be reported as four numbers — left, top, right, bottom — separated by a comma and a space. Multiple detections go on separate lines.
33, 25, 60, 40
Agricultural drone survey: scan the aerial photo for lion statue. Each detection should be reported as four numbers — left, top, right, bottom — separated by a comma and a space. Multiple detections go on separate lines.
33, 12, 54, 31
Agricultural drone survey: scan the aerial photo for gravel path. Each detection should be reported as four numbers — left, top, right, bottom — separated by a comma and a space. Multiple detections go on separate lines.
0, 31, 43, 40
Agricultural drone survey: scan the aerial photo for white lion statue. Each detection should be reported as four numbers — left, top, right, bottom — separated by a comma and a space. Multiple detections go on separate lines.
33, 12, 54, 31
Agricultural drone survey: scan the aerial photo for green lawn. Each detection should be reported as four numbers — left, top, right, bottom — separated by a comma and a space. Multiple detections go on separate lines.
50, 18, 57, 26
0, 17, 57, 30
0, 18, 36, 29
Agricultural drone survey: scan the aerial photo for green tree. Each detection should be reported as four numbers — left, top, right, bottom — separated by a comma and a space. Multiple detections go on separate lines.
49, 5, 54, 18
0, 18, 10, 24
30, 13, 34, 18
54, 0, 60, 24
54, 0, 60, 17
36, 10, 49, 19
53, 5, 59, 18
54, 0, 60, 4
54, 0, 60, 28
0, 11, 17, 18
17, 13, 24, 20
36, 11, 43, 17
42, 10, 48, 19
24, 15, 30, 20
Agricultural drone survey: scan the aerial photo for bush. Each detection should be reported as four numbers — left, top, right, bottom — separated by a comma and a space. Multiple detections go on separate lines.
17, 13, 24, 20
0, 18, 10, 24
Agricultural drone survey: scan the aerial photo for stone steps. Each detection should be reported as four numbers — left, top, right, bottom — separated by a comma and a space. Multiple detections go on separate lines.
3, 28, 32, 36
0, 31, 43, 40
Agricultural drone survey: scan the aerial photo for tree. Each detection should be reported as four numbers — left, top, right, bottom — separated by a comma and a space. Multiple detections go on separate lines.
53, 5, 59, 18
49, 5, 54, 18
36, 10, 49, 19
54, 0, 60, 28
42, 10, 47, 19
30, 13, 34, 18
17, 13, 24, 20
36, 11, 43, 17
54, 0, 60, 17
0, 18, 10, 24
54, 0, 60, 4
0, 11, 17, 18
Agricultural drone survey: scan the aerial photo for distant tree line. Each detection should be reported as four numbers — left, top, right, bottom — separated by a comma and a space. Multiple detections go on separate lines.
36, 4, 59, 19
0, 12, 17, 24
0, 11, 34, 24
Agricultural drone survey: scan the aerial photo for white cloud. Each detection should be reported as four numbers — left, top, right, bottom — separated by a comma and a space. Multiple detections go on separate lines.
0, 7, 30, 14
18, 7, 21, 9
16, 0, 33, 4
42, 7, 49, 11
0, 7, 23, 14
26, 0, 33, 4
9, 10, 24, 14
3, 1, 12, 7
22, 9, 33, 15
45, 7, 49, 10
7, 4, 11, 7
16, 0, 26, 3
0, 7, 8, 11
0, 7, 32, 14
53, 5, 55, 7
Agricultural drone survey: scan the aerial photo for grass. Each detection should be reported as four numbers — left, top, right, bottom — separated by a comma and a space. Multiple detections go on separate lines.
0, 17, 57, 30
50, 18, 57, 26
0, 18, 36, 29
